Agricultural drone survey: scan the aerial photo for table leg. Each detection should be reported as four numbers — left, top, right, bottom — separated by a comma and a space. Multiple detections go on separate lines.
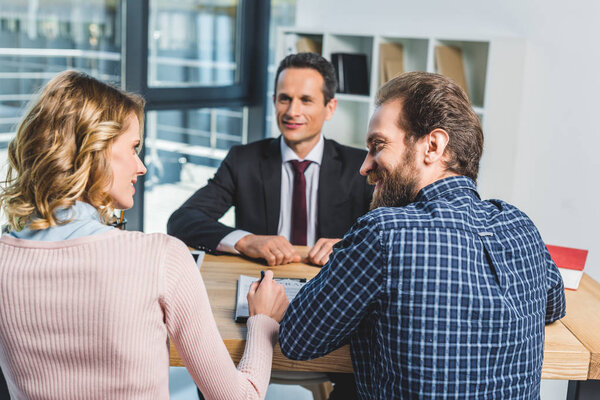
567, 380, 600, 400
567, 381, 580, 400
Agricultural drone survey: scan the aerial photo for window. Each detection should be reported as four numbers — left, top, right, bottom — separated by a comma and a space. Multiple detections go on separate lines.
0, 0, 121, 193
148, 0, 242, 87
141, 1, 248, 232
132, 0, 270, 232
0, 0, 271, 232
143, 106, 246, 232
141, 0, 295, 233
266, 0, 296, 137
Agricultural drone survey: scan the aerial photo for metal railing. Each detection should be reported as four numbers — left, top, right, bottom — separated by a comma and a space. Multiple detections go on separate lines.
0, 48, 246, 149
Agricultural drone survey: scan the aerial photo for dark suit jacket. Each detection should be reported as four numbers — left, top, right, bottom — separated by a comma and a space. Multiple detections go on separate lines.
167, 137, 373, 253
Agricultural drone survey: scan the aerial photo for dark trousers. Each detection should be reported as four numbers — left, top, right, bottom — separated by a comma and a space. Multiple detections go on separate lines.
1, 369, 8, 398
328, 373, 359, 400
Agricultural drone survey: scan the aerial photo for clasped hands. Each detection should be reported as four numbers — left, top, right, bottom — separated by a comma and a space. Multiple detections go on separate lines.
234, 234, 341, 266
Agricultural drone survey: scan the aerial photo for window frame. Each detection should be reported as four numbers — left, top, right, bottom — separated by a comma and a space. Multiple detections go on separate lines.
122, 0, 271, 231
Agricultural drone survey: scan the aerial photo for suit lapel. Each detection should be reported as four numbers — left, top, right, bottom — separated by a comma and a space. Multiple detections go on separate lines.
318, 139, 345, 237
260, 137, 282, 235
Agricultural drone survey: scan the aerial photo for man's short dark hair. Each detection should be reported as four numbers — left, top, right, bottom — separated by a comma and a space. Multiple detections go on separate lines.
376, 71, 484, 183
274, 52, 337, 105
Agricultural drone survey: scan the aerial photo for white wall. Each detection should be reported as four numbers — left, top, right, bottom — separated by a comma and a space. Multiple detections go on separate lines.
296, 0, 600, 282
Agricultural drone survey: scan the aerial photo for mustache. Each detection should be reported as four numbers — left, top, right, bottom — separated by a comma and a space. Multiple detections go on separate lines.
367, 169, 387, 186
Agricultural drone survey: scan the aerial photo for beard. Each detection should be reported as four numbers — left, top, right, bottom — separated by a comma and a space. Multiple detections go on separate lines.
368, 150, 420, 210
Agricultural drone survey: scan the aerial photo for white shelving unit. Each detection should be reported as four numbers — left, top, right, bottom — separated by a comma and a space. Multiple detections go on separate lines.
275, 28, 521, 160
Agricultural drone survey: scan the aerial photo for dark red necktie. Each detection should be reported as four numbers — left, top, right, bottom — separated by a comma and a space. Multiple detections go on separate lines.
290, 160, 311, 245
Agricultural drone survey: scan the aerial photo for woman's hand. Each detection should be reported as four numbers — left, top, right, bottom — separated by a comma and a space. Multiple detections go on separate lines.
247, 270, 289, 322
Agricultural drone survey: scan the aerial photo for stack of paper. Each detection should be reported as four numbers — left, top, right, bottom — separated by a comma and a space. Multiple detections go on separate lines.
546, 244, 588, 290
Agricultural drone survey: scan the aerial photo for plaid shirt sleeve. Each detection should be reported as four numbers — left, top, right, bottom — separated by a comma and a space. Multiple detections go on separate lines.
279, 216, 384, 360
544, 247, 566, 324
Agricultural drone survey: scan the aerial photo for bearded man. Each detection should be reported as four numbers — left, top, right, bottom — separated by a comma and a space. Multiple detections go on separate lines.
279, 71, 566, 399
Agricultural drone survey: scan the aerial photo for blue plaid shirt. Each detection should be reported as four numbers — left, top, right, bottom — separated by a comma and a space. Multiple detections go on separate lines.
280, 176, 566, 399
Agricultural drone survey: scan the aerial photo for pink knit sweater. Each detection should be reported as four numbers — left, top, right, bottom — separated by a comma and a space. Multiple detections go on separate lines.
0, 229, 279, 399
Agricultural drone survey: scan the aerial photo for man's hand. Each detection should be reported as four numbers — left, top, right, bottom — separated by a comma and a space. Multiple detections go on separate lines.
307, 238, 341, 266
235, 234, 301, 266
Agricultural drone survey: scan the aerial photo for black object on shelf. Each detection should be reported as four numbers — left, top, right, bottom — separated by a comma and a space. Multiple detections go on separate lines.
331, 53, 369, 95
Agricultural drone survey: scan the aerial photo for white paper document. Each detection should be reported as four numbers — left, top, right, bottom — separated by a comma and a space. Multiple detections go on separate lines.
234, 274, 306, 322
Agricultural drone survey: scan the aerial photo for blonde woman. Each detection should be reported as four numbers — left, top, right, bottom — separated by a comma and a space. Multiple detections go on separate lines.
0, 71, 288, 400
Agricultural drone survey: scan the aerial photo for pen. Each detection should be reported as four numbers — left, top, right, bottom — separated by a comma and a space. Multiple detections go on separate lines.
119, 210, 124, 226
259, 270, 265, 284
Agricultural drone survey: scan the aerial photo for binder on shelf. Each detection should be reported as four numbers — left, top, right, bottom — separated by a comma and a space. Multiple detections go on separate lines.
331, 53, 369, 95
296, 37, 322, 54
546, 244, 588, 290
379, 43, 404, 86
435, 45, 468, 94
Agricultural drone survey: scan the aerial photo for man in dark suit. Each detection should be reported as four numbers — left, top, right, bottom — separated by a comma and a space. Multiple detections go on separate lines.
168, 53, 372, 267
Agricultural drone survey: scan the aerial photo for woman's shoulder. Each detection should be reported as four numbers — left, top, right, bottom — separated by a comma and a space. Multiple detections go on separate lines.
114, 230, 186, 247
101, 231, 194, 281
0, 229, 188, 255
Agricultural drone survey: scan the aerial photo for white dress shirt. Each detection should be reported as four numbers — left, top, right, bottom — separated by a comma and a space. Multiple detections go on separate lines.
217, 135, 324, 253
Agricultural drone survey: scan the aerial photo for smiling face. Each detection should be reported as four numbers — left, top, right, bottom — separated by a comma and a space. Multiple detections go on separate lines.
108, 113, 146, 209
273, 67, 336, 153
360, 100, 421, 209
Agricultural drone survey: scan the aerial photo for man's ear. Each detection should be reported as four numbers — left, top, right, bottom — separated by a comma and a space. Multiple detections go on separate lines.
423, 129, 450, 165
325, 98, 337, 121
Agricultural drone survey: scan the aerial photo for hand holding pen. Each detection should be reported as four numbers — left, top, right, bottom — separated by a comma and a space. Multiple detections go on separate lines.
247, 270, 289, 322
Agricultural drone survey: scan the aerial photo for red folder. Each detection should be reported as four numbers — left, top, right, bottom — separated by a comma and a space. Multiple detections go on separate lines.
546, 245, 588, 290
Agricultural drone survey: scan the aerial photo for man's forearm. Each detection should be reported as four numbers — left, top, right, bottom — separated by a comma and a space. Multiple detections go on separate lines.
167, 207, 235, 252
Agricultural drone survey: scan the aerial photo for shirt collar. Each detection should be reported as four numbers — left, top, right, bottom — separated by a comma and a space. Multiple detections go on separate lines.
8, 201, 111, 241
54, 201, 105, 222
414, 176, 480, 202
280, 134, 325, 165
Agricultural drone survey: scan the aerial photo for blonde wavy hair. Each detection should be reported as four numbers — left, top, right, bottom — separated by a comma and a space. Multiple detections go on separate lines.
1, 70, 145, 231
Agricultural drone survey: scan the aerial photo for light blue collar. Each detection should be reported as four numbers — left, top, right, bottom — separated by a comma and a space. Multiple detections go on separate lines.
9, 201, 113, 241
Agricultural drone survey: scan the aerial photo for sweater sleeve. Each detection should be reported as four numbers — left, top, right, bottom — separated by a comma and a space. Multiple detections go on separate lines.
160, 237, 278, 400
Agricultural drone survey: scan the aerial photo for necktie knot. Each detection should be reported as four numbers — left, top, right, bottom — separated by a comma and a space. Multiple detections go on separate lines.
290, 160, 311, 175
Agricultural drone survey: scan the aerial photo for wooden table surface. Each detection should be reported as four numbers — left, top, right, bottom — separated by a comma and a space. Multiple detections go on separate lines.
562, 274, 600, 379
170, 250, 594, 380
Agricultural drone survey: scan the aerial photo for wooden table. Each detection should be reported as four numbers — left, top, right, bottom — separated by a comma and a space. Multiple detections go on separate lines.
171, 249, 353, 373
562, 274, 600, 379
170, 251, 593, 381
